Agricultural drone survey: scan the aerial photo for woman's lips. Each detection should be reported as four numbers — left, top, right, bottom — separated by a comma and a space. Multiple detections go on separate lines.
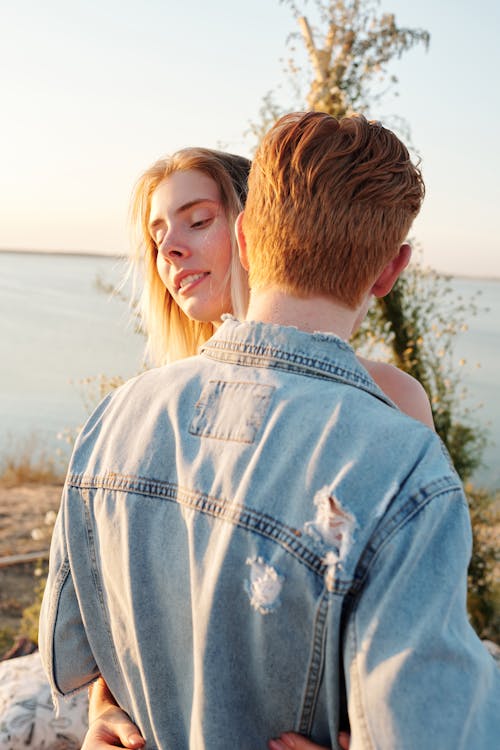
178, 272, 209, 293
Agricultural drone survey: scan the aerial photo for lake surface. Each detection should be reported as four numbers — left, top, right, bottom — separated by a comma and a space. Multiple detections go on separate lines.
0, 252, 145, 469
0, 251, 498, 489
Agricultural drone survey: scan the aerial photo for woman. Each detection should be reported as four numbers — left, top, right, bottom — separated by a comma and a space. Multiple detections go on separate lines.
128, 147, 250, 366
84, 145, 433, 749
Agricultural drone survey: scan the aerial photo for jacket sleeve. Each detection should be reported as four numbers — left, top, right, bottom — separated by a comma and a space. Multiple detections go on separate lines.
39, 484, 100, 698
344, 485, 500, 750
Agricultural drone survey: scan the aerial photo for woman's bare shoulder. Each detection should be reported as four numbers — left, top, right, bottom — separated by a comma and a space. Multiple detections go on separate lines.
358, 356, 435, 429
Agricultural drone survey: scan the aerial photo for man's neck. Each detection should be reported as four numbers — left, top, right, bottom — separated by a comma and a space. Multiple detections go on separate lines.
245, 288, 360, 341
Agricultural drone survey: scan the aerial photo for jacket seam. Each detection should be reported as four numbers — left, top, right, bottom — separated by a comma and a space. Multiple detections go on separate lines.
67, 472, 354, 588
299, 590, 329, 735
348, 611, 376, 749
200, 346, 394, 407
348, 478, 462, 595
48, 559, 71, 696
80, 488, 122, 677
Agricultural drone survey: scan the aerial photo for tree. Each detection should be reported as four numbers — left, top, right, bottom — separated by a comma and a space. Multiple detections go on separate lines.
283, 0, 429, 119
248, 0, 429, 139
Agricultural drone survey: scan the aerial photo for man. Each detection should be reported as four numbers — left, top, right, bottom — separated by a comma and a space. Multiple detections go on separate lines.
40, 112, 499, 749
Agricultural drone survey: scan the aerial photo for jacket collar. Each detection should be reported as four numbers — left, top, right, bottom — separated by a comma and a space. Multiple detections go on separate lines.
201, 316, 395, 409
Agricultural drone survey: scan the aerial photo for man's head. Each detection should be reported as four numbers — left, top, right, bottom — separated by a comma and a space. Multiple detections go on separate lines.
240, 111, 424, 308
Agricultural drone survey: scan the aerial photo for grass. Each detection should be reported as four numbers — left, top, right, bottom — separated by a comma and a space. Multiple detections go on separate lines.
467, 488, 500, 641
18, 575, 46, 644
0, 435, 66, 487
0, 563, 49, 656
0, 625, 16, 656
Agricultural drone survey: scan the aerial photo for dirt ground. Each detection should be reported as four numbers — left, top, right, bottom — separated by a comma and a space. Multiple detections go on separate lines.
0, 483, 63, 641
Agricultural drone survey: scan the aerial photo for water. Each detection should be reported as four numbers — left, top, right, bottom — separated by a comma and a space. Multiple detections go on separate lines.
0, 251, 498, 489
450, 277, 500, 488
0, 251, 144, 467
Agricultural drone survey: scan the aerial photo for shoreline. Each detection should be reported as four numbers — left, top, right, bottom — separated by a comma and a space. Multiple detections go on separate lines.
0, 247, 124, 259
2, 248, 499, 282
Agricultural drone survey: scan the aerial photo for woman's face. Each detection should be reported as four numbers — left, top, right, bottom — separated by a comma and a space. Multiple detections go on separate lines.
149, 169, 233, 325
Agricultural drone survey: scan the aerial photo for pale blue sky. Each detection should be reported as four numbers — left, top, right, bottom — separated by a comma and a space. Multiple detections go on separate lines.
1, 0, 498, 276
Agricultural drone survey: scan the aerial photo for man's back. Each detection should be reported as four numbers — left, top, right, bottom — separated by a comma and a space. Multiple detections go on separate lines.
40, 318, 498, 748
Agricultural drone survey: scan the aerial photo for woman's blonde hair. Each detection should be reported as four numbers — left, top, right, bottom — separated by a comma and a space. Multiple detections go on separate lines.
130, 148, 251, 364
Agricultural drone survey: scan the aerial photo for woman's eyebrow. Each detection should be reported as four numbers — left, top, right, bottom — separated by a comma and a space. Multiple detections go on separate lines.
176, 198, 218, 213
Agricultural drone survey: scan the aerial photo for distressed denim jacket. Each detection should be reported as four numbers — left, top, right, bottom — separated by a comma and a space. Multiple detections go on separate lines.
40, 317, 499, 749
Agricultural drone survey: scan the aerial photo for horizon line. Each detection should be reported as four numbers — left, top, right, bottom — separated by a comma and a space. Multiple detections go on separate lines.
1, 246, 499, 283
0, 246, 124, 260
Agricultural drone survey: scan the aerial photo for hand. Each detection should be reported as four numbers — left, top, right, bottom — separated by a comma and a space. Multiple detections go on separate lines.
268, 731, 350, 750
82, 705, 145, 750
84, 677, 145, 749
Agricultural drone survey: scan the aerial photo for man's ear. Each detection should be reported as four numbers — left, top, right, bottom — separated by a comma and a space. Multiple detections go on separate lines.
235, 212, 249, 271
371, 243, 412, 298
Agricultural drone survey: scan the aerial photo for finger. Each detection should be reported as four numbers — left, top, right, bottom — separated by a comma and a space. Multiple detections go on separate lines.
119, 729, 146, 748
268, 732, 330, 750
338, 731, 351, 750
102, 713, 145, 749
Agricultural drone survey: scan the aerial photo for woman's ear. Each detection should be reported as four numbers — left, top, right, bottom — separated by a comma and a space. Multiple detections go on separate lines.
371, 243, 412, 298
235, 212, 249, 271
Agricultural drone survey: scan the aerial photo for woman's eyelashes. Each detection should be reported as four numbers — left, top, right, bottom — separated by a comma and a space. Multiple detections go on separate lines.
152, 212, 216, 248
190, 213, 215, 229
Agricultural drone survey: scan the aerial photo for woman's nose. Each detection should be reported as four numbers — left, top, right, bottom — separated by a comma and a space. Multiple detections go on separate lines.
157, 233, 191, 262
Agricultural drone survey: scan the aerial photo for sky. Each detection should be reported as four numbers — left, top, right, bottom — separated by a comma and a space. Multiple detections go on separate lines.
1, 0, 499, 277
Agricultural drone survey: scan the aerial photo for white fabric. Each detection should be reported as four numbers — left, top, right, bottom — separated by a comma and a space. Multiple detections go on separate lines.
0, 651, 88, 749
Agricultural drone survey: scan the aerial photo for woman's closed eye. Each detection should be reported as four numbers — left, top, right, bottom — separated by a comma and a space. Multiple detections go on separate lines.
191, 216, 213, 229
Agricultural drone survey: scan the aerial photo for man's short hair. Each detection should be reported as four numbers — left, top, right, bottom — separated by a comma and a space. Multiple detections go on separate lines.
243, 111, 425, 307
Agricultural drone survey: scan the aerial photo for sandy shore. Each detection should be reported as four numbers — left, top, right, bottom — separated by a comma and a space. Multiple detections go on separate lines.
0, 483, 62, 558
0, 483, 63, 638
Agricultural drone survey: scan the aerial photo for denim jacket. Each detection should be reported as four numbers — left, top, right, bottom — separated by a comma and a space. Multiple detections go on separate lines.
40, 317, 499, 749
